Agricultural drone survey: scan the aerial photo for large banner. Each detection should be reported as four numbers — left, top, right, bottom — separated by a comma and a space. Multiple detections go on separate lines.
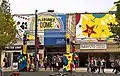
44, 14, 66, 46
76, 13, 117, 42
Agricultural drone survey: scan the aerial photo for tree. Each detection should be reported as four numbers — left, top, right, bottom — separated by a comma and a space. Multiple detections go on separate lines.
109, 0, 120, 41
0, 0, 17, 66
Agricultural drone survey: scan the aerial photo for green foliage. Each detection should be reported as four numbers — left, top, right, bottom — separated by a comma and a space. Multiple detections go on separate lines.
0, 1, 17, 48
109, 0, 120, 41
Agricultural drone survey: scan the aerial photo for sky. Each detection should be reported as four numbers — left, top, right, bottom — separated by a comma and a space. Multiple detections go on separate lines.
10, 0, 116, 14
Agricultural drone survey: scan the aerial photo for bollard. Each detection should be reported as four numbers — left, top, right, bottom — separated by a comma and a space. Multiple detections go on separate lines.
11, 72, 20, 76
0, 68, 2, 76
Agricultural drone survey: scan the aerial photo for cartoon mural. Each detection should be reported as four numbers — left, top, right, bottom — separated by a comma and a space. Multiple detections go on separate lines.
63, 53, 73, 72
13, 15, 29, 40
13, 15, 41, 44
76, 13, 117, 41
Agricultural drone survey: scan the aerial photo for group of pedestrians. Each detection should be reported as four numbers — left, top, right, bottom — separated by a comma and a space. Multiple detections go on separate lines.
43, 55, 63, 71
111, 58, 120, 74
87, 57, 106, 73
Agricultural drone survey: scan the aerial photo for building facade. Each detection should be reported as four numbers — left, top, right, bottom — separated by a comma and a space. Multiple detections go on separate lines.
75, 13, 119, 67
1, 12, 119, 68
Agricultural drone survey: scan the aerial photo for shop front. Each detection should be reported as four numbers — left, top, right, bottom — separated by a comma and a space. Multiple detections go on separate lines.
75, 42, 120, 68
42, 13, 66, 57
3, 45, 22, 69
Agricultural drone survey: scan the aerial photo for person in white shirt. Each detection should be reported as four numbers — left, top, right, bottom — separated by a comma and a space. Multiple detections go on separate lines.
101, 58, 106, 73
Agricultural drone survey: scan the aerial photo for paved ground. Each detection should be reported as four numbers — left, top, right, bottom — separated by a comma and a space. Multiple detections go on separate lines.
2, 68, 113, 73
2, 68, 119, 76
3, 71, 120, 76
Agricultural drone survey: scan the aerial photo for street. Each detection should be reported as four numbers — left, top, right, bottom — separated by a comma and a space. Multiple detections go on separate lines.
3, 71, 120, 76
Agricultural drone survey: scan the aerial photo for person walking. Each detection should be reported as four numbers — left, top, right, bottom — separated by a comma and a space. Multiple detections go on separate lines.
87, 58, 90, 72
114, 58, 119, 74
111, 60, 116, 73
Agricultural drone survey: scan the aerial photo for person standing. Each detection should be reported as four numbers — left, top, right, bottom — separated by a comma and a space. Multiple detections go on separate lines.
87, 58, 90, 72
43, 57, 47, 70
52, 56, 56, 71
97, 58, 101, 73
101, 58, 106, 73
3, 56, 8, 69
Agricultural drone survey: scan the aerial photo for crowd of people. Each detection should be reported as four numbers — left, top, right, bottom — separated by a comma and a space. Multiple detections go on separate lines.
111, 58, 120, 74
3, 53, 120, 74
87, 57, 120, 74
87, 57, 106, 73
43, 55, 63, 71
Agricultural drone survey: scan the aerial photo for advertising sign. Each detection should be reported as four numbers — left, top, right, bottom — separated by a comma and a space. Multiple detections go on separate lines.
37, 14, 61, 30
44, 14, 66, 46
80, 43, 107, 49
44, 38, 66, 46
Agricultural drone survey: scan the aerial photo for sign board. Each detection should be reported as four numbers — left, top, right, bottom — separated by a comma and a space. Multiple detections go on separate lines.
44, 14, 66, 46
4, 46, 22, 50
37, 14, 61, 30
80, 43, 107, 49
44, 38, 66, 46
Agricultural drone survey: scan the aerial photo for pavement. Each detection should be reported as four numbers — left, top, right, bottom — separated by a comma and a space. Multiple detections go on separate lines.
2, 68, 120, 76
3, 71, 119, 76
2, 67, 113, 73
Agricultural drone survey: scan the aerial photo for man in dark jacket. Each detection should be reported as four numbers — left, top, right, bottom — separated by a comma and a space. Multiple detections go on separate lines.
97, 58, 101, 73
114, 58, 119, 74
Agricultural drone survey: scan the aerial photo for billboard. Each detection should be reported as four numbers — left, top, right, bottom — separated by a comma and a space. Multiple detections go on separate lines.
29, 13, 62, 31
44, 14, 66, 46
76, 13, 117, 41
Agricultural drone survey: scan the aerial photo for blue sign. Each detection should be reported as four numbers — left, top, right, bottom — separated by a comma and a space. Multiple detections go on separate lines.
44, 14, 66, 46
44, 38, 66, 46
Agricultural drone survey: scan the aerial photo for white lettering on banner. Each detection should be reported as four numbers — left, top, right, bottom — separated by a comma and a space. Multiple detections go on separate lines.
56, 39, 65, 44
80, 43, 107, 49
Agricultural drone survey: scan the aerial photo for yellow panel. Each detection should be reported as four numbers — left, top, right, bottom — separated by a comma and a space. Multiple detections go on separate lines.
66, 45, 70, 53
23, 44, 27, 54
63, 53, 73, 71
27, 35, 35, 40
81, 14, 117, 39
66, 33, 70, 38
